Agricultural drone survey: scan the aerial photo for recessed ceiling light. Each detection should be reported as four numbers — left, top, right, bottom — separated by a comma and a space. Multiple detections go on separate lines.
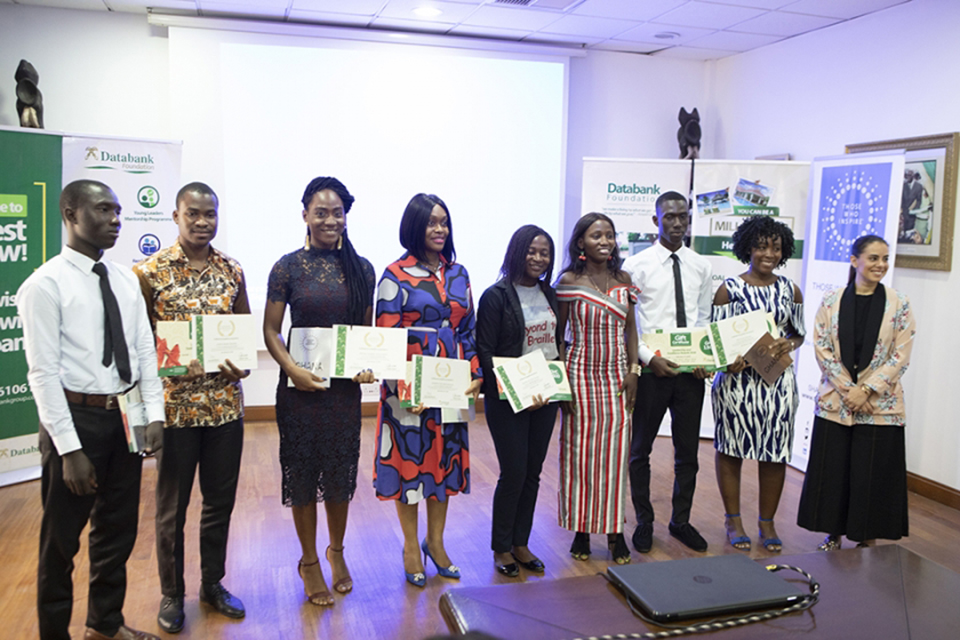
413, 6, 443, 18
654, 32, 681, 40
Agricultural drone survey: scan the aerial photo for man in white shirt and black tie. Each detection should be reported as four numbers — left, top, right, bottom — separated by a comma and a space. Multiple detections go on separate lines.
622, 191, 712, 554
18, 180, 165, 640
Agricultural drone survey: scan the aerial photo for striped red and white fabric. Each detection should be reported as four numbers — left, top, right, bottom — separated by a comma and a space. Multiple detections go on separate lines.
556, 283, 637, 534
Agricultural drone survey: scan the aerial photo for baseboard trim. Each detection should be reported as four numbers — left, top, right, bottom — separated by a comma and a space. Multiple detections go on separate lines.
246, 400, 486, 423
907, 472, 960, 511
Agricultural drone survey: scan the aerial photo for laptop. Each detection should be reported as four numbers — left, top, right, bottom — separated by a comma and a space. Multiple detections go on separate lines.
607, 554, 806, 623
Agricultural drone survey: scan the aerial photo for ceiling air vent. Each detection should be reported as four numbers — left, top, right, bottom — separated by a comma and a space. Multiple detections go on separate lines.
491, 0, 583, 10
493, 0, 535, 5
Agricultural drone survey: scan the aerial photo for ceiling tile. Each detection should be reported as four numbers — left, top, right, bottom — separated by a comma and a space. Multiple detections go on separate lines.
571, 0, 687, 22
369, 16, 456, 33
700, 0, 794, 8
651, 45, 734, 60
287, 9, 374, 26
459, 4, 564, 31
780, 0, 908, 19
535, 13, 641, 39
686, 29, 781, 51
730, 9, 839, 35
615, 22, 715, 45
447, 24, 529, 40
651, 1, 767, 29
289, 0, 387, 14
201, 2, 288, 17
378, 0, 480, 23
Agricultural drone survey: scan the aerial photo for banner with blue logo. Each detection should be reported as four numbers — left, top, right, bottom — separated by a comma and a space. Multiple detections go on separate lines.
791, 152, 904, 471
63, 136, 182, 268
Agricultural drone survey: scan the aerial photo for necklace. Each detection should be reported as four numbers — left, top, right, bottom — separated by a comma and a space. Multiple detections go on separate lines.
586, 269, 610, 294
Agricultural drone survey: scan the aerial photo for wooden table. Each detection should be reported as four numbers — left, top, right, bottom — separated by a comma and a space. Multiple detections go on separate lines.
439, 545, 959, 639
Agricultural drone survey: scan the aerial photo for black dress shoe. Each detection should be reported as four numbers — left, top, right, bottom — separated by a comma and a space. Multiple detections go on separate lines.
199, 582, 246, 619
669, 522, 708, 552
632, 522, 653, 553
157, 595, 185, 633
511, 553, 545, 573
495, 561, 520, 577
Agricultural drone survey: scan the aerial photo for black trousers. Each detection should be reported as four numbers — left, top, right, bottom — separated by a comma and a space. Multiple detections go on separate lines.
484, 395, 558, 554
38, 405, 142, 640
629, 372, 704, 526
155, 418, 244, 597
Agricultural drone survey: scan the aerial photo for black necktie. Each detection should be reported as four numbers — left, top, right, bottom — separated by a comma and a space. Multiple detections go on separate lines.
670, 253, 687, 328
92, 262, 132, 384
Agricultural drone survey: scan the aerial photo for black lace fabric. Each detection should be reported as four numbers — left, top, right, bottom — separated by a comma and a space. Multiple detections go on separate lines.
267, 246, 375, 506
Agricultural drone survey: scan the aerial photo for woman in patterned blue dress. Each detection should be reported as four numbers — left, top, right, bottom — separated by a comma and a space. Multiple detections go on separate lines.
711, 216, 805, 552
374, 193, 483, 587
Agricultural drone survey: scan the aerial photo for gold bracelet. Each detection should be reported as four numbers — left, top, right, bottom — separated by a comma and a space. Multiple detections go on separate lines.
629, 363, 641, 375
861, 384, 871, 395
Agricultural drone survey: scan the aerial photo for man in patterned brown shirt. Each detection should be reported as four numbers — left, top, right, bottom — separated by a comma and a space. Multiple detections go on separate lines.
134, 182, 250, 634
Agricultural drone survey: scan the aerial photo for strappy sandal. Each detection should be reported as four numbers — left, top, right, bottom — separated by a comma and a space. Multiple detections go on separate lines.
607, 533, 631, 565
326, 546, 353, 593
724, 513, 751, 551
817, 535, 841, 551
298, 559, 334, 606
758, 518, 782, 552
570, 532, 590, 561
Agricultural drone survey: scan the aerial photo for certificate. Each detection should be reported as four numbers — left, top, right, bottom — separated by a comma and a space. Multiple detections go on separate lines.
641, 327, 718, 373
194, 314, 258, 373
156, 320, 194, 377
117, 384, 148, 453
494, 350, 559, 413
411, 355, 472, 410
332, 325, 407, 380
493, 356, 573, 403
708, 309, 769, 368
287, 327, 332, 389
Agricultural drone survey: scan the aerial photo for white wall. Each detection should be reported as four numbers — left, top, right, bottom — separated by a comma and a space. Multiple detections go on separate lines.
711, 0, 960, 491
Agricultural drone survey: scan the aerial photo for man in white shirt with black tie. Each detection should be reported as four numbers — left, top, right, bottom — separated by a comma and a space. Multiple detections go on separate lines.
622, 191, 712, 554
18, 180, 164, 640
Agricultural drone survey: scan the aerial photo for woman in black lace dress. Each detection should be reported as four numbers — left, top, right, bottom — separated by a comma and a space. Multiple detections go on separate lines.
263, 177, 375, 606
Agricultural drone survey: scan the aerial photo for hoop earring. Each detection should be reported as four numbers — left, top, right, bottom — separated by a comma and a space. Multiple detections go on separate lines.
337, 235, 343, 251
578, 249, 586, 262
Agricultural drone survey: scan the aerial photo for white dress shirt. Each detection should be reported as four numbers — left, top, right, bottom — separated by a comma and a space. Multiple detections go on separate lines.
17, 245, 165, 455
622, 242, 713, 365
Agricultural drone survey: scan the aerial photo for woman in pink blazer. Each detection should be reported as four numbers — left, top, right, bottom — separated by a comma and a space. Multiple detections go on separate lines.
797, 235, 916, 550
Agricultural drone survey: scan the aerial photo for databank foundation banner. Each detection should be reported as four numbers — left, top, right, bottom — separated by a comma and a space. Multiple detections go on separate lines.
0, 127, 62, 482
63, 136, 182, 267
792, 152, 904, 470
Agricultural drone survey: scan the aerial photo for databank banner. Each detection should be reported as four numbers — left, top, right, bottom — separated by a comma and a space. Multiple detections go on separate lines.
63, 136, 182, 267
792, 152, 904, 470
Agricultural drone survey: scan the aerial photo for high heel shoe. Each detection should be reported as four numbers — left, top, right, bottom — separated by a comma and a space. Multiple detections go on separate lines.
570, 532, 590, 561
298, 559, 334, 606
607, 533, 631, 565
325, 546, 353, 594
758, 517, 782, 553
403, 551, 426, 588
724, 513, 751, 551
817, 535, 842, 551
421, 539, 461, 579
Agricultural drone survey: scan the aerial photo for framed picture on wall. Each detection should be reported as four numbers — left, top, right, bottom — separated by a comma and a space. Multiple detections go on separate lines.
846, 132, 958, 271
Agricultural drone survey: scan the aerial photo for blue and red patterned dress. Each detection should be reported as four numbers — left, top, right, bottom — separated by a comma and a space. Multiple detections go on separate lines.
374, 252, 480, 504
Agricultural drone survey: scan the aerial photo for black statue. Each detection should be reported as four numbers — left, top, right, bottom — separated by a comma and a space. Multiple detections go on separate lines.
15, 59, 43, 129
677, 107, 700, 159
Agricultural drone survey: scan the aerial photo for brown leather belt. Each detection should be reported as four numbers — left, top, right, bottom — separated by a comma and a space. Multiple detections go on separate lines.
64, 389, 121, 411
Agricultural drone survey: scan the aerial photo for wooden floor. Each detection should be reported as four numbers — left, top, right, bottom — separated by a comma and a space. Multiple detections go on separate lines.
3, 416, 959, 639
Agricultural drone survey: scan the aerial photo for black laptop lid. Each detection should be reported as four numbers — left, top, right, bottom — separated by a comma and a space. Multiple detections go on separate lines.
607, 554, 805, 622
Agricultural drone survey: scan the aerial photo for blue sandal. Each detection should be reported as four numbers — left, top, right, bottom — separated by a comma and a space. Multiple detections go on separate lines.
724, 514, 751, 551
758, 518, 782, 553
